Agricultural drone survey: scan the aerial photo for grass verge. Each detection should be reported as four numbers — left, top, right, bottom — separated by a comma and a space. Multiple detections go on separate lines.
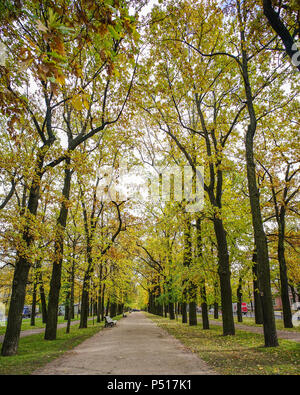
147, 313, 300, 375
0, 315, 80, 336
0, 315, 122, 375
206, 314, 300, 333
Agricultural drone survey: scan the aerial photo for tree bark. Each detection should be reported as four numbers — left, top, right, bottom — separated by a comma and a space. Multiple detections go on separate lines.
1, 148, 47, 356
101, 283, 106, 321
97, 288, 102, 323
237, 277, 243, 323
277, 209, 293, 327
79, 273, 90, 328
64, 290, 70, 321
169, 302, 175, 320
39, 275, 47, 324
189, 301, 197, 326
66, 253, 75, 333
213, 280, 219, 319
214, 302, 219, 319
30, 279, 37, 326
183, 212, 197, 326
196, 217, 209, 329
252, 251, 263, 324
181, 301, 187, 323
213, 216, 235, 335
97, 264, 103, 323
290, 285, 296, 304
200, 280, 209, 329
105, 298, 110, 316
110, 302, 117, 318
164, 303, 168, 317
238, 1, 278, 346
45, 158, 72, 340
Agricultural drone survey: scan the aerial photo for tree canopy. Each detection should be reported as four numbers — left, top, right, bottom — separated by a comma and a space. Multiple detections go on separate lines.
0, 0, 299, 356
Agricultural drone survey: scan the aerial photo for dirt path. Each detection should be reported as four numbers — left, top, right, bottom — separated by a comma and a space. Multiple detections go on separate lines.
209, 319, 300, 343
32, 312, 216, 375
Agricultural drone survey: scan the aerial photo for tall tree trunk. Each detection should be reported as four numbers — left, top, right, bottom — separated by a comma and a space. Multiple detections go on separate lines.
30, 260, 40, 326
105, 298, 110, 316
1, 148, 47, 356
39, 276, 48, 324
213, 216, 235, 335
290, 285, 296, 304
70, 261, 75, 320
244, 84, 278, 347
148, 291, 153, 313
213, 280, 219, 320
252, 251, 263, 324
214, 302, 219, 319
200, 280, 209, 329
101, 283, 106, 321
97, 286, 102, 323
66, 297, 72, 334
277, 210, 293, 328
169, 302, 175, 320
66, 252, 75, 334
164, 303, 168, 317
79, 272, 90, 328
79, 184, 104, 327
110, 302, 117, 318
45, 158, 72, 340
156, 286, 164, 317
237, 1, 278, 347
198, 101, 234, 335
97, 264, 103, 323
237, 277, 243, 323
89, 295, 93, 316
181, 301, 187, 323
30, 279, 37, 326
196, 217, 209, 329
189, 300, 197, 326
183, 212, 197, 326
64, 290, 70, 321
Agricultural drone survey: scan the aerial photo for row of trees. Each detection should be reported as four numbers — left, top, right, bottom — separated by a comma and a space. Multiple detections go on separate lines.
0, 0, 142, 356
131, 0, 299, 348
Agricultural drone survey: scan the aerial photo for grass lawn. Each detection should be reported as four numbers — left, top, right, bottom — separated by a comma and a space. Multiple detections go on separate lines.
147, 313, 300, 375
0, 315, 81, 336
206, 314, 300, 333
0, 315, 122, 375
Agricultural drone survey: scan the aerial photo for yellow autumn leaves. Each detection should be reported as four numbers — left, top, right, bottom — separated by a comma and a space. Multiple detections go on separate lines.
71, 93, 90, 111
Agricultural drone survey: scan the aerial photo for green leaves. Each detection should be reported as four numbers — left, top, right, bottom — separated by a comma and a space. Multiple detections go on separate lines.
108, 25, 120, 40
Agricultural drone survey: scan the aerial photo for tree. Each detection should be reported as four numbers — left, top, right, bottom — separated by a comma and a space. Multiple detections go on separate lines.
1, 0, 138, 354
262, 0, 300, 71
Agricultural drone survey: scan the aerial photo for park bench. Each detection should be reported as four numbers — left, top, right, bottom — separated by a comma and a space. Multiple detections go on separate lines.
104, 316, 117, 328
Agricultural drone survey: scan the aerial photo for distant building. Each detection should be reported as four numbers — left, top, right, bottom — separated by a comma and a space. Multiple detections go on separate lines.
272, 289, 295, 311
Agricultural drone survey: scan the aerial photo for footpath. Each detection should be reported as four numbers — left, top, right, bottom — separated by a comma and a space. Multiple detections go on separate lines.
32, 312, 216, 375
0, 318, 91, 344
